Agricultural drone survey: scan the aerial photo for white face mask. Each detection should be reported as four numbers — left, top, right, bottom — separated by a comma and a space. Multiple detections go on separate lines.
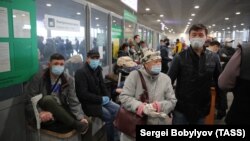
190, 38, 206, 49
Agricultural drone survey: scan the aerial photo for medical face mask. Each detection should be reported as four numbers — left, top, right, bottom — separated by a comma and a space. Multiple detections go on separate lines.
150, 64, 162, 75
89, 59, 100, 70
51, 65, 64, 76
190, 38, 206, 49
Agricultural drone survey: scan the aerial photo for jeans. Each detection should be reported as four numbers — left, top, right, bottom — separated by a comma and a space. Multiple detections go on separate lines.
102, 101, 120, 141
172, 110, 205, 125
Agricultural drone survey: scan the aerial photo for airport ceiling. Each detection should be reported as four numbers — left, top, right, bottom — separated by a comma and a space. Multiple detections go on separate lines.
88, 0, 250, 34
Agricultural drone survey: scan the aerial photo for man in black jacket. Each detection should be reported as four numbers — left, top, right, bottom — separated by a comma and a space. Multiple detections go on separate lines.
75, 49, 120, 141
168, 24, 221, 124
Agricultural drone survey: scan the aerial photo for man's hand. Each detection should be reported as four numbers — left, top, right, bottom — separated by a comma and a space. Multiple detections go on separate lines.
39, 111, 54, 122
80, 118, 88, 125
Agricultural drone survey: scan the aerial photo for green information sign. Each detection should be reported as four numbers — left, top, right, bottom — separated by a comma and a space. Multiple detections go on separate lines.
112, 25, 122, 38
0, 0, 38, 88
124, 10, 137, 23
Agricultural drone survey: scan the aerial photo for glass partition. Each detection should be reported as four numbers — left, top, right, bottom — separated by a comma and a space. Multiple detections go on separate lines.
36, 0, 86, 77
90, 8, 108, 66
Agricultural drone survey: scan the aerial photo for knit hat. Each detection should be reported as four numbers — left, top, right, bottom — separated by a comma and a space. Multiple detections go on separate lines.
141, 49, 161, 64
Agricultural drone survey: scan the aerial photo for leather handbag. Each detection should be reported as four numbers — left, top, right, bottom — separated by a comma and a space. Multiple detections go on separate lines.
113, 70, 148, 138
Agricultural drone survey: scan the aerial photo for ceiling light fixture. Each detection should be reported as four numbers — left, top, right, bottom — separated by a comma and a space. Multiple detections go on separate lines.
191, 13, 195, 16
233, 25, 236, 28
189, 19, 193, 21
160, 14, 164, 17
145, 8, 150, 11
212, 24, 216, 26
225, 17, 229, 20
241, 23, 244, 26
76, 12, 81, 15
194, 5, 199, 9
95, 17, 99, 20
157, 19, 161, 22
46, 3, 52, 7
236, 12, 241, 15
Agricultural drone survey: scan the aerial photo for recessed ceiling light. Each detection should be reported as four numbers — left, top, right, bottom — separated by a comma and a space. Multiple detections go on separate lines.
241, 23, 244, 26
157, 19, 161, 22
189, 19, 192, 21
194, 5, 199, 9
233, 25, 236, 28
222, 29, 225, 30
227, 27, 230, 29
160, 14, 164, 17
225, 17, 229, 20
13, 15, 16, 18
145, 8, 150, 11
46, 3, 52, 7
95, 17, 99, 20
188, 22, 191, 24
236, 12, 241, 15
208, 26, 212, 28
96, 24, 99, 27
113, 20, 116, 23
212, 24, 216, 26
191, 13, 195, 16
76, 12, 81, 15
228, 31, 231, 33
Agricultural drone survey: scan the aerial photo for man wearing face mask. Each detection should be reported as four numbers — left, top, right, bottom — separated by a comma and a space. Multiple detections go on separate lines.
75, 49, 120, 141
168, 24, 221, 124
24, 53, 88, 134
119, 49, 177, 141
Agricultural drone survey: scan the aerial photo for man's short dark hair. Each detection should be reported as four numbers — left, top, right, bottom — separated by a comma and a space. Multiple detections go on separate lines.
210, 40, 220, 47
50, 53, 65, 61
189, 24, 208, 35
134, 35, 140, 40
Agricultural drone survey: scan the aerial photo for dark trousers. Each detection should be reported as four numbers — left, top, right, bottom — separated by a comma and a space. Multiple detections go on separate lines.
38, 95, 75, 133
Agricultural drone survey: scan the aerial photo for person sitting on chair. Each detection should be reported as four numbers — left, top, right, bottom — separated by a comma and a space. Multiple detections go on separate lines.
75, 49, 120, 141
24, 53, 88, 134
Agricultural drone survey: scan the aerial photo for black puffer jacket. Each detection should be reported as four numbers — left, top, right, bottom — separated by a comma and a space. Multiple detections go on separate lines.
168, 47, 221, 122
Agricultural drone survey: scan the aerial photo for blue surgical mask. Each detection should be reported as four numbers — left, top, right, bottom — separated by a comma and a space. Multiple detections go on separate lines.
51, 65, 64, 75
89, 59, 100, 70
150, 65, 162, 75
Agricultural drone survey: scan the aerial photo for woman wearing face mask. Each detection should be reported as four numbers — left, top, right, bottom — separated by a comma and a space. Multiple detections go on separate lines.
119, 49, 177, 141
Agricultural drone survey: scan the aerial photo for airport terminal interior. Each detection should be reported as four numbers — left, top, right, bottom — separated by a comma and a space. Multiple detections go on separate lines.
0, 0, 250, 141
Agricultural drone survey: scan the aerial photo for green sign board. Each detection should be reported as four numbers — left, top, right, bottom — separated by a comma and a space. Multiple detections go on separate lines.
112, 25, 123, 38
124, 10, 137, 23
0, 0, 38, 88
